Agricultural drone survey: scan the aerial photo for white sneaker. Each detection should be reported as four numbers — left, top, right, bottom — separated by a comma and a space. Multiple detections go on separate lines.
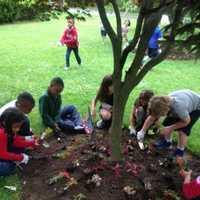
64, 66, 69, 70
74, 125, 84, 130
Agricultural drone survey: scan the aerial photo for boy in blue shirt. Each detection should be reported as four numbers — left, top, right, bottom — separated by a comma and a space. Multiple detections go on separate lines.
148, 26, 162, 58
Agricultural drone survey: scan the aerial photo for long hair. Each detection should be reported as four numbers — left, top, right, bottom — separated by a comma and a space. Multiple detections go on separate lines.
96, 74, 113, 102
0, 108, 25, 145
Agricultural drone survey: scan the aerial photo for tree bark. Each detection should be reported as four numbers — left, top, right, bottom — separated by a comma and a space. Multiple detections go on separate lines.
109, 87, 128, 160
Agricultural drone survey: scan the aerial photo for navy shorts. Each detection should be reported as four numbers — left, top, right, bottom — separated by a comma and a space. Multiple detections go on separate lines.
101, 29, 107, 37
148, 48, 159, 58
163, 110, 200, 136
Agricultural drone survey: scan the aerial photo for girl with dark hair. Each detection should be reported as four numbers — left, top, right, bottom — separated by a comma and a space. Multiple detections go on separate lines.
0, 108, 36, 176
129, 90, 155, 135
91, 74, 113, 129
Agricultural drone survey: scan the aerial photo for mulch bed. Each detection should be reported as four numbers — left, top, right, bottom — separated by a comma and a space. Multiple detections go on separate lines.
19, 130, 200, 200
166, 47, 195, 60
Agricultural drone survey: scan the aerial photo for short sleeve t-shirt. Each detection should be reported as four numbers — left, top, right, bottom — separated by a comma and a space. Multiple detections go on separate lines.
103, 94, 113, 106
0, 100, 17, 116
169, 90, 200, 120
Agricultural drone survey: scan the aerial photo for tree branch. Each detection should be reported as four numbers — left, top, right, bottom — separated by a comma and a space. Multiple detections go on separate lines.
124, 10, 163, 85
122, 0, 175, 94
120, 8, 144, 69
134, 0, 184, 89
110, 0, 122, 40
96, 0, 117, 43
134, 44, 171, 87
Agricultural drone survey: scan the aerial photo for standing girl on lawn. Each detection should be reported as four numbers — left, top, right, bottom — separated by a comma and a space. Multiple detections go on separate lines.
91, 74, 113, 129
0, 108, 37, 176
60, 16, 81, 70
122, 19, 131, 44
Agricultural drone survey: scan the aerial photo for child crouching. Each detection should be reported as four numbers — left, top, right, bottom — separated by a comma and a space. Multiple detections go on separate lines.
0, 108, 37, 176
129, 90, 156, 135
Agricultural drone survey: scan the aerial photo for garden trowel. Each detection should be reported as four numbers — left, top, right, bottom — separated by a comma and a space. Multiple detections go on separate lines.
138, 140, 145, 150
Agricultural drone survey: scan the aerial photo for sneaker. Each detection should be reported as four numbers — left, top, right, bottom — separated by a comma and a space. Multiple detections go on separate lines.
96, 120, 106, 129
174, 148, 184, 157
74, 125, 84, 130
64, 66, 69, 70
154, 139, 172, 150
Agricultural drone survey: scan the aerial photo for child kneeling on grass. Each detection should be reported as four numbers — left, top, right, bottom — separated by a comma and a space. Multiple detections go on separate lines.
0, 108, 37, 176
137, 89, 200, 158
91, 74, 113, 129
180, 169, 200, 199
129, 90, 158, 135
39, 77, 83, 135
0, 91, 35, 138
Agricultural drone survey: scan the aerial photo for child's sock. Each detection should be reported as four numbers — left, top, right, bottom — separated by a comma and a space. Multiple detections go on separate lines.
177, 146, 185, 151
166, 138, 172, 143
175, 147, 185, 157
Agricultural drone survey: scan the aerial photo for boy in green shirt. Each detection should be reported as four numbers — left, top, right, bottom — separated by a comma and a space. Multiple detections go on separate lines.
39, 77, 64, 132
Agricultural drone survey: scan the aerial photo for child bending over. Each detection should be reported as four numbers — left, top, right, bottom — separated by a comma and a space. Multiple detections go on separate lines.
137, 89, 200, 158
91, 74, 113, 129
129, 90, 155, 135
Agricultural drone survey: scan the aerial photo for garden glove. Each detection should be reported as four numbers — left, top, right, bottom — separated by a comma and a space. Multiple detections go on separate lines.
137, 130, 145, 141
20, 154, 29, 165
129, 126, 136, 136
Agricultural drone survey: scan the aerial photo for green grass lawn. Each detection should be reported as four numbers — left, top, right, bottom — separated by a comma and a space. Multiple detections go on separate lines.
0, 15, 200, 199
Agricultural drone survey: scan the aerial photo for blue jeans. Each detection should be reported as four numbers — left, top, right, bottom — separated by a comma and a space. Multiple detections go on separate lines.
66, 47, 81, 67
0, 160, 16, 176
58, 105, 82, 131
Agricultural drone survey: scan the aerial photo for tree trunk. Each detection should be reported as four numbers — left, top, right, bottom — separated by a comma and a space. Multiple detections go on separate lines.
109, 79, 128, 161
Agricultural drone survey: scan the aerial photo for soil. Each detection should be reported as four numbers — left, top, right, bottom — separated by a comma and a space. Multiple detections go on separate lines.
19, 130, 200, 200
166, 47, 195, 60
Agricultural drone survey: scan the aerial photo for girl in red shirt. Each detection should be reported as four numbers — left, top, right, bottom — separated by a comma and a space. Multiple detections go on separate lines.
0, 108, 36, 176
60, 16, 81, 70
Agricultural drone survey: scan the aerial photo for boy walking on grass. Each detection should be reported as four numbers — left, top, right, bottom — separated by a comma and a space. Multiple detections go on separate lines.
137, 89, 200, 158
59, 16, 81, 70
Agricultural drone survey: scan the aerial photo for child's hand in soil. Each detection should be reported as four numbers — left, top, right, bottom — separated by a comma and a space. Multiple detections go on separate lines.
91, 109, 96, 119
34, 138, 40, 147
180, 169, 192, 184
54, 123, 61, 133
176, 157, 185, 169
